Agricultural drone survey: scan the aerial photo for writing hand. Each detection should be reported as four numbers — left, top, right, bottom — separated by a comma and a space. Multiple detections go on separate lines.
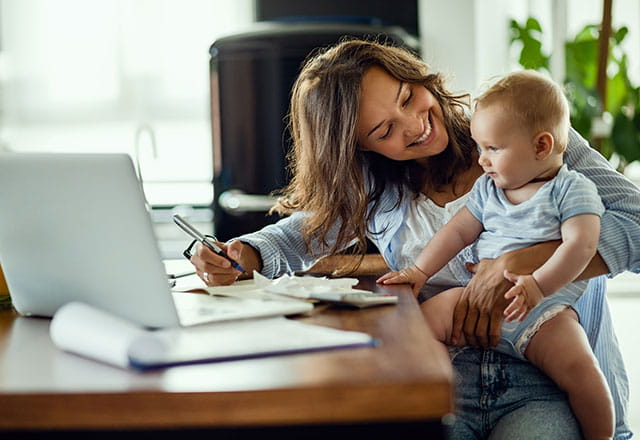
190, 240, 255, 286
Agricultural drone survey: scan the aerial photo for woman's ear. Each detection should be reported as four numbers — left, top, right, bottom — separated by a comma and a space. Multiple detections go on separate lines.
533, 132, 554, 160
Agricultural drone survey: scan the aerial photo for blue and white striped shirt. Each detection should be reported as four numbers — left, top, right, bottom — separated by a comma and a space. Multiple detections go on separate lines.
466, 164, 605, 263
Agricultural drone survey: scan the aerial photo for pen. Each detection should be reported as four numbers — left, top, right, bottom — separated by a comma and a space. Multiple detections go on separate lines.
166, 271, 196, 288
172, 214, 244, 272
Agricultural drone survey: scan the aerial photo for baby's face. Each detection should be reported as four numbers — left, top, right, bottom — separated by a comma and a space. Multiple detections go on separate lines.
470, 104, 541, 189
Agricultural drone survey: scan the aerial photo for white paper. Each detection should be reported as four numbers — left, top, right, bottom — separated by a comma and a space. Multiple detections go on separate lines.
49, 301, 376, 370
207, 272, 366, 300
50, 301, 146, 368
127, 316, 375, 368
254, 272, 360, 298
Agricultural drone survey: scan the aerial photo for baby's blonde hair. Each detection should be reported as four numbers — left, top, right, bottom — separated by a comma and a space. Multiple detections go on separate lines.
475, 70, 570, 152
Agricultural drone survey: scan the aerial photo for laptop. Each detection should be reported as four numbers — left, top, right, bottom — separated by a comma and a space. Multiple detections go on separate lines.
0, 153, 312, 328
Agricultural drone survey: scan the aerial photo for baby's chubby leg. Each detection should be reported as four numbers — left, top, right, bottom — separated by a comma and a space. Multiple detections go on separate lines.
524, 308, 614, 440
420, 287, 466, 345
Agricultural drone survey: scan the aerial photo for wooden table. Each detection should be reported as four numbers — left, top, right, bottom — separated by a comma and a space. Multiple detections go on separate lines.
0, 277, 453, 438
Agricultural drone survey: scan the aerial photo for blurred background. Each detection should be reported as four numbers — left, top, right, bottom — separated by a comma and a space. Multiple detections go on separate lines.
0, 0, 638, 430
1, 0, 637, 247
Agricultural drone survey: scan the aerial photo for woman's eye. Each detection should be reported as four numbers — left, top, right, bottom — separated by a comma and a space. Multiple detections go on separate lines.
379, 125, 392, 140
402, 91, 413, 107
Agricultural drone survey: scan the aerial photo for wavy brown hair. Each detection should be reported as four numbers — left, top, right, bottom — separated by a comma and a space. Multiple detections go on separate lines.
273, 39, 475, 267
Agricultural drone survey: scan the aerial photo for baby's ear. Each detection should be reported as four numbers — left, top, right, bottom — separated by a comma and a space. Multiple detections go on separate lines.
534, 132, 554, 160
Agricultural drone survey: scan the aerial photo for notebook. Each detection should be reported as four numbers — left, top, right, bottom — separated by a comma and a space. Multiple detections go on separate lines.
0, 153, 312, 328
49, 301, 376, 370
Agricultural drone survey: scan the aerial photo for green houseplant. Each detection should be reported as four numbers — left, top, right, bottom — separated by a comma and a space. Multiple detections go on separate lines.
510, 17, 640, 169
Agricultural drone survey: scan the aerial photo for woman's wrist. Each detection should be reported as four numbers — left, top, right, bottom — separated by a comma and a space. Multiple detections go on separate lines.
499, 240, 561, 274
500, 240, 607, 281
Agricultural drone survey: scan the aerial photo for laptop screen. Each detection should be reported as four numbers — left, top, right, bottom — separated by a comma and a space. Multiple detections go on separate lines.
0, 153, 180, 328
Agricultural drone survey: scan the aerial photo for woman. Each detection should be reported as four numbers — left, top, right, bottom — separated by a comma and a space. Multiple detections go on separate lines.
191, 39, 638, 439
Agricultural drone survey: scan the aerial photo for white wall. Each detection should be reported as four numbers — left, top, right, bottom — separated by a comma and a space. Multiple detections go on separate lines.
418, 0, 514, 96
418, 0, 640, 95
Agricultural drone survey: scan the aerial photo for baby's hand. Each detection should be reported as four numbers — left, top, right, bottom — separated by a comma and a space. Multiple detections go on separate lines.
376, 266, 428, 297
502, 271, 545, 322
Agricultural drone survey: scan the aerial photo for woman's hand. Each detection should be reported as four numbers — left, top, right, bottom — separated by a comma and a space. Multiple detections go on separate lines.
190, 240, 262, 286
451, 240, 562, 348
451, 258, 512, 348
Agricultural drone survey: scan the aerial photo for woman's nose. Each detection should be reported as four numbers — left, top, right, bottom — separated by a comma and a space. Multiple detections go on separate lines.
404, 113, 424, 138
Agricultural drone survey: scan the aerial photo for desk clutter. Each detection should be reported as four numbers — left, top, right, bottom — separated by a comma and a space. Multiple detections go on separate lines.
50, 273, 397, 370
196, 272, 399, 308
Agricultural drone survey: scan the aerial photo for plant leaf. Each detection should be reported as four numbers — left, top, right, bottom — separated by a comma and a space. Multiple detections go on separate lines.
611, 112, 640, 163
525, 17, 543, 33
613, 26, 629, 44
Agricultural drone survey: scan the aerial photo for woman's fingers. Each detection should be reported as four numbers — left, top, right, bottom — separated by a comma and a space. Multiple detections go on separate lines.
190, 241, 241, 286
454, 258, 511, 347
463, 307, 480, 347
225, 240, 244, 262
451, 292, 469, 345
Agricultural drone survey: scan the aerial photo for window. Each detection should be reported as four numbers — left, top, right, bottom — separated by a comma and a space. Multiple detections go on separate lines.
0, 0, 253, 207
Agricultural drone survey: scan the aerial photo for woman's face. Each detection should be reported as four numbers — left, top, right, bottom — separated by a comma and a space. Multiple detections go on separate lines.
356, 66, 449, 162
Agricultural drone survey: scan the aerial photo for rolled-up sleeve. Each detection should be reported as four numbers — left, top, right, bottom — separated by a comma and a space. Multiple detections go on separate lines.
235, 212, 320, 278
565, 128, 640, 276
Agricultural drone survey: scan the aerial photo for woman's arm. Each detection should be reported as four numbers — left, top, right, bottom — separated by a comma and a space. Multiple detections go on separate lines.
191, 211, 346, 285
237, 211, 349, 278
565, 128, 640, 275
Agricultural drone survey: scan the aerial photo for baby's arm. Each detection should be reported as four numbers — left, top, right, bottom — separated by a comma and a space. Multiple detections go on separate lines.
377, 207, 483, 296
503, 213, 601, 321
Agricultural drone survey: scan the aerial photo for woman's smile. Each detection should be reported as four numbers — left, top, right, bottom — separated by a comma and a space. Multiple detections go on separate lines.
408, 113, 434, 147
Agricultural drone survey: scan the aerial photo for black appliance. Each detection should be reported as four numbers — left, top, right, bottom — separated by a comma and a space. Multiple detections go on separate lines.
209, 20, 418, 241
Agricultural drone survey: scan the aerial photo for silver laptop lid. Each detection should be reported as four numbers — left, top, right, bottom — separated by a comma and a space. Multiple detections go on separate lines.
0, 153, 180, 328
